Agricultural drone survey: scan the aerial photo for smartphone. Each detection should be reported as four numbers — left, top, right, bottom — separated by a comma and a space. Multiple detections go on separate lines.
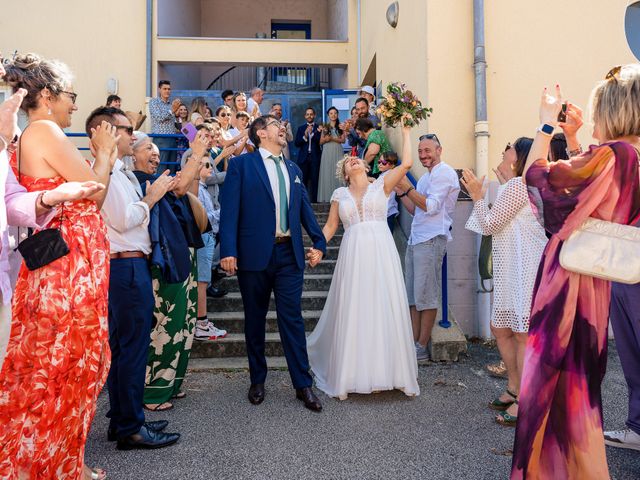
181, 123, 197, 142
558, 103, 567, 123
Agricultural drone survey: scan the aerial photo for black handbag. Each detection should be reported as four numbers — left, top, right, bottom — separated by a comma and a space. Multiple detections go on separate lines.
15, 130, 70, 270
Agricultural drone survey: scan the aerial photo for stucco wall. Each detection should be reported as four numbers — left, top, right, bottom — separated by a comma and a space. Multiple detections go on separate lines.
158, 0, 201, 36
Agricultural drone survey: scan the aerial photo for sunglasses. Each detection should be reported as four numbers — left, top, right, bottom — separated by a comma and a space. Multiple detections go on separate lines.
419, 133, 441, 146
504, 142, 512, 152
115, 125, 134, 135
204, 162, 211, 169
219, 113, 228, 117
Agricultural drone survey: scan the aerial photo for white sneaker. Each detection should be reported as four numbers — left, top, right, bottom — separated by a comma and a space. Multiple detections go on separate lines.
416, 343, 429, 361
604, 428, 640, 451
194, 322, 227, 340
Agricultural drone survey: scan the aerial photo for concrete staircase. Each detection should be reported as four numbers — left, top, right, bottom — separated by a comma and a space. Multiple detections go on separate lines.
189, 202, 467, 371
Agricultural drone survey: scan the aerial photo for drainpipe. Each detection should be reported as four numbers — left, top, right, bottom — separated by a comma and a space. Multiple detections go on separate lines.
474, 0, 491, 339
357, 0, 362, 83
146, 0, 153, 97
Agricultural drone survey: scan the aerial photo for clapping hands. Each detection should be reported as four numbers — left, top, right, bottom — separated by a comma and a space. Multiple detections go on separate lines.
306, 247, 323, 268
460, 169, 486, 202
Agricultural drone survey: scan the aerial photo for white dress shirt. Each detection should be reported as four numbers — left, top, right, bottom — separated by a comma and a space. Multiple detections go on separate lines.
409, 161, 460, 245
101, 158, 152, 254
259, 147, 290, 237
247, 98, 262, 117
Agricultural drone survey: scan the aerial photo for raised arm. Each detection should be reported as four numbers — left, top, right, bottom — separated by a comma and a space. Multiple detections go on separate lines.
522, 85, 563, 182
383, 125, 413, 196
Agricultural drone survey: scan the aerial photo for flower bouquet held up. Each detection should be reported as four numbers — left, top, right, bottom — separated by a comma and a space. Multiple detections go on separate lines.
377, 82, 432, 128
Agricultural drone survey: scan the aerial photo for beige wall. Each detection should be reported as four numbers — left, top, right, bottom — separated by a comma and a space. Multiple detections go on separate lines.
158, 0, 201, 36
199, 0, 329, 39
0, 0, 148, 137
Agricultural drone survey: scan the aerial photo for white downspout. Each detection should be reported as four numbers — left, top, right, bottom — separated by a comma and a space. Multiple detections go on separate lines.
357, 0, 362, 84
474, 0, 491, 339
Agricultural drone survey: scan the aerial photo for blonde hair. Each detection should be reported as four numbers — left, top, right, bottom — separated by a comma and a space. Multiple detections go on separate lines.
589, 64, 640, 141
336, 155, 370, 185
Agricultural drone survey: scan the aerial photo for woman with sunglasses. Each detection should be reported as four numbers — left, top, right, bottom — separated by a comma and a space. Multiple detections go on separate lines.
307, 125, 419, 400
0, 53, 116, 480
505, 68, 640, 479
216, 105, 247, 150
317, 106, 346, 202
461, 138, 547, 428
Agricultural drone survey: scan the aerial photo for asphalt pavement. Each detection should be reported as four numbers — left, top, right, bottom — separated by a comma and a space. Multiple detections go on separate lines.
84, 343, 640, 480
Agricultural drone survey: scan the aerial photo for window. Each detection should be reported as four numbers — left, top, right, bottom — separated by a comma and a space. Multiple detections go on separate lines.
271, 22, 311, 40
625, 2, 640, 60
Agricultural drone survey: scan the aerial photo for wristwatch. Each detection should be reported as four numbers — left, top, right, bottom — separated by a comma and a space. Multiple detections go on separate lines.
538, 123, 555, 136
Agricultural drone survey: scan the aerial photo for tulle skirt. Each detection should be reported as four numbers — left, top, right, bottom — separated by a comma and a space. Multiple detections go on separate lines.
307, 220, 420, 400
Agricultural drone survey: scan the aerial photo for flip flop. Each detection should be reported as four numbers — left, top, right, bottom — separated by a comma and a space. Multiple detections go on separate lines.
495, 400, 518, 427
172, 391, 187, 399
84, 466, 107, 480
488, 389, 518, 411
143, 401, 174, 412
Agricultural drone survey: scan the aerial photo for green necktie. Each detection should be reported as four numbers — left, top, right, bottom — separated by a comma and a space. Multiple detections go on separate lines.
271, 155, 289, 233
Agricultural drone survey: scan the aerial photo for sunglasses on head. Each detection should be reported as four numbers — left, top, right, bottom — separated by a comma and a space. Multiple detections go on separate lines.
115, 125, 134, 135
504, 142, 512, 152
419, 133, 441, 146
605, 65, 622, 83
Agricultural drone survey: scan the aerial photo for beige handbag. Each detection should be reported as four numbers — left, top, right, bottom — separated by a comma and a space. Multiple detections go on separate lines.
559, 217, 640, 284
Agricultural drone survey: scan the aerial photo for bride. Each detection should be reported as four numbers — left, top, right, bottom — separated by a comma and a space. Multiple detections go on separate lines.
307, 125, 420, 400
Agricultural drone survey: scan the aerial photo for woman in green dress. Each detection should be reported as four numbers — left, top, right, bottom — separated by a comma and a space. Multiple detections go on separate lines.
355, 117, 392, 177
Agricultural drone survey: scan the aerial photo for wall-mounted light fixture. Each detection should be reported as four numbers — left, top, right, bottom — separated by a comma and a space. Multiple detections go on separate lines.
386, 1, 399, 28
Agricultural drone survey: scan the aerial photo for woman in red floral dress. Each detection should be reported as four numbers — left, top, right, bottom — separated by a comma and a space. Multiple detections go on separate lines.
0, 54, 116, 479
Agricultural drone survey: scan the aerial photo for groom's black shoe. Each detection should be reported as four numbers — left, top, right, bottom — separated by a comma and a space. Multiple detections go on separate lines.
116, 424, 180, 450
296, 387, 322, 412
108, 420, 169, 441
248, 383, 265, 405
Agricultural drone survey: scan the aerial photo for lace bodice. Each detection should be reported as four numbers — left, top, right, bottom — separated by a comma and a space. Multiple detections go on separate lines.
330, 177, 389, 229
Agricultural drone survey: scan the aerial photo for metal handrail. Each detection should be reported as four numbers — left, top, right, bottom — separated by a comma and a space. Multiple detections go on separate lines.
206, 66, 237, 90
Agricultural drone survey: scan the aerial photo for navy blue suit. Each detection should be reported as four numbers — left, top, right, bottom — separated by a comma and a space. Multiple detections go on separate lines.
294, 123, 322, 203
220, 150, 326, 388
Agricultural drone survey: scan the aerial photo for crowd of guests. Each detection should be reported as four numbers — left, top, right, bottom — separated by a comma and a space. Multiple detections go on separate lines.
0, 49, 639, 480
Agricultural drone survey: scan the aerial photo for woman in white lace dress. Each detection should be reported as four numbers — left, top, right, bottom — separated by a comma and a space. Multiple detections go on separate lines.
461, 137, 547, 426
307, 126, 420, 400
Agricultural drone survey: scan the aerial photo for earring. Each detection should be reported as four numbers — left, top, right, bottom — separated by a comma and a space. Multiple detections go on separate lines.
47, 108, 52, 115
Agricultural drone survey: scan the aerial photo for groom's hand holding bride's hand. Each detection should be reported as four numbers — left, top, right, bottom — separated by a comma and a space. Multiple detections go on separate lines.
221, 256, 237, 275
306, 248, 323, 268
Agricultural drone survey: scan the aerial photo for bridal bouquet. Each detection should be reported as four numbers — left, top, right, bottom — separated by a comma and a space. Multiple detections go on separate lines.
377, 82, 432, 128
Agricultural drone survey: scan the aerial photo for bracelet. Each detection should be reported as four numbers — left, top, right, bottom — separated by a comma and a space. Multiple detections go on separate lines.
566, 145, 583, 157
38, 192, 54, 210
397, 187, 414, 198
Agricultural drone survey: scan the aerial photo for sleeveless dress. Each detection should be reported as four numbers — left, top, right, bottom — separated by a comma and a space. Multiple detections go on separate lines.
307, 177, 420, 399
317, 127, 344, 202
0, 159, 111, 479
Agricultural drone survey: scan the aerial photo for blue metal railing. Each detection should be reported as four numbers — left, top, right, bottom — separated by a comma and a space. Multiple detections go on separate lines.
68, 132, 184, 168
405, 172, 450, 329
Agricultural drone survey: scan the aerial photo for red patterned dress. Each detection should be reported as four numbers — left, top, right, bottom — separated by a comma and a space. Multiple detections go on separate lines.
0, 160, 111, 479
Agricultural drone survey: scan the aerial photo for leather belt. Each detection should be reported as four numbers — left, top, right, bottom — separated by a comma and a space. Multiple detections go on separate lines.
274, 236, 291, 244
110, 251, 149, 260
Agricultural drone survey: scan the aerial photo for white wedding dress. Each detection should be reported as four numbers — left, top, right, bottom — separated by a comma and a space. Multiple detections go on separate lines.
307, 177, 420, 400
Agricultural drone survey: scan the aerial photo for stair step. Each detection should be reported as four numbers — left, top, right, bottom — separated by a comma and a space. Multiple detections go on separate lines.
311, 203, 331, 213
305, 260, 336, 274
191, 332, 296, 358
208, 310, 322, 333
303, 234, 342, 247
220, 274, 333, 293
207, 290, 329, 312
188, 356, 288, 371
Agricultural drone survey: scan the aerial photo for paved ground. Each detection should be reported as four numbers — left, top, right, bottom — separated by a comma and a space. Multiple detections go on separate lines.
85, 343, 639, 479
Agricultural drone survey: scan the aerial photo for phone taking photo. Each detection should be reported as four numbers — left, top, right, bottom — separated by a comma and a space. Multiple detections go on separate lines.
181, 123, 197, 142
558, 103, 568, 123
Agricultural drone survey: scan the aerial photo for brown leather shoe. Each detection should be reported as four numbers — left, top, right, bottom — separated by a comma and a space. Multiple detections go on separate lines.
248, 383, 265, 405
296, 387, 322, 412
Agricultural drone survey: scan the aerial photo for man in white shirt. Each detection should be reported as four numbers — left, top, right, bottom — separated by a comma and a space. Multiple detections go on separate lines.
395, 134, 460, 361
85, 106, 180, 450
247, 87, 264, 118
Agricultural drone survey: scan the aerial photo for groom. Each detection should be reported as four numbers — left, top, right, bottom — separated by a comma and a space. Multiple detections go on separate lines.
220, 114, 326, 412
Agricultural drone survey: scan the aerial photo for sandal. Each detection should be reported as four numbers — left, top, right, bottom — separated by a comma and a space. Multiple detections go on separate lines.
496, 400, 518, 427
143, 401, 174, 412
172, 391, 187, 399
84, 465, 107, 480
488, 389, 518, 411
486, 361, 508, 379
